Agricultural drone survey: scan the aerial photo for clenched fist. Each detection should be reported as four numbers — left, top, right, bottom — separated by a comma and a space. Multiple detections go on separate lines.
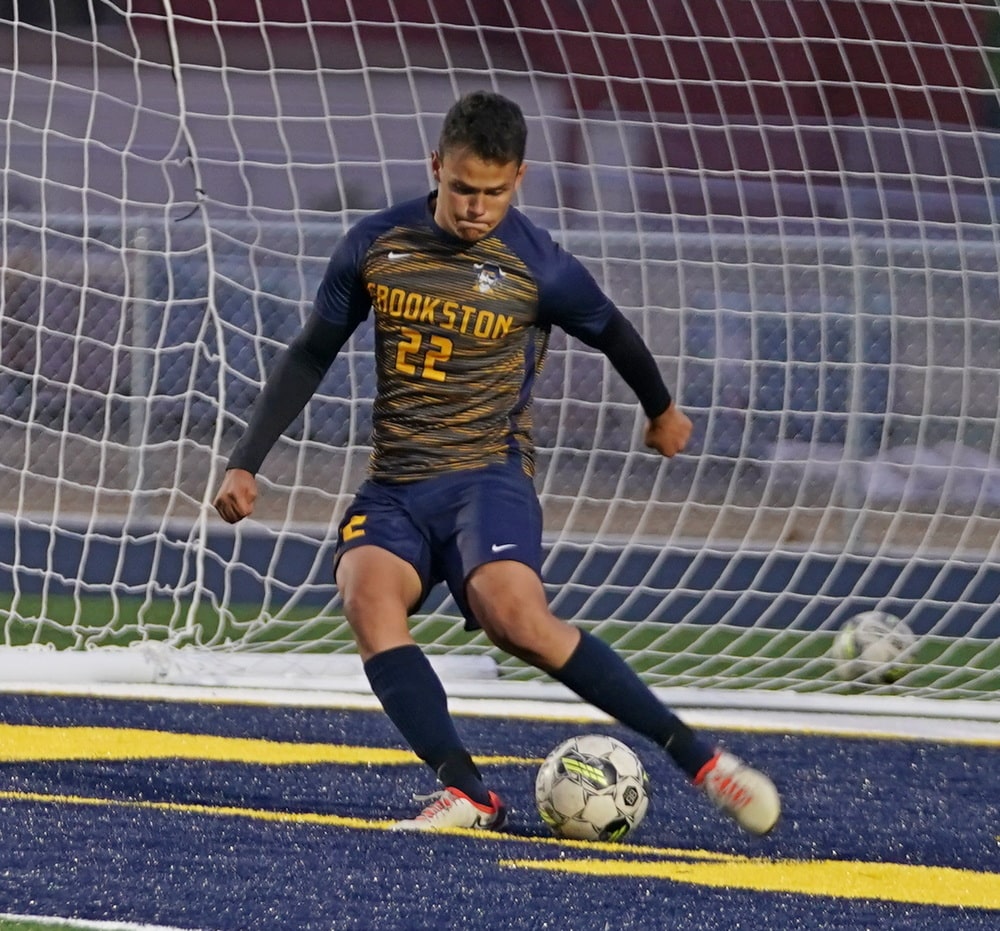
213, 468, 258, 523
644, 403, 692, 458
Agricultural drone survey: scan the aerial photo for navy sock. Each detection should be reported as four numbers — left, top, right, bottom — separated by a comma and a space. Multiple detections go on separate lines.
552, 631, 716, 779
363, 644, 490, 804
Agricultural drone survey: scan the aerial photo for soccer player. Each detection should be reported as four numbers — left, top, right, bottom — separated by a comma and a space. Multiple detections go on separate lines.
213, 91, 780, 835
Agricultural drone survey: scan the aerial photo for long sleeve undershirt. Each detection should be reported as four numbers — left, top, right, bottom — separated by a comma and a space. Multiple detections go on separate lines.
573, 308, 672, 421
226, 307, 671, 476
226, 313, 354, 474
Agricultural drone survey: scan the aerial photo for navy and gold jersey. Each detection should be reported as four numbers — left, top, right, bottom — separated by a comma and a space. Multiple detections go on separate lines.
315, 193, 617, 481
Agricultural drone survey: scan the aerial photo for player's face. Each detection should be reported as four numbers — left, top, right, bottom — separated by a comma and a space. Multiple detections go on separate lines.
431, 147, 526, 242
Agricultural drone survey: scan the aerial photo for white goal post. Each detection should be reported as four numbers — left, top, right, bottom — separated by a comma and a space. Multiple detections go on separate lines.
0, 1, 998, 716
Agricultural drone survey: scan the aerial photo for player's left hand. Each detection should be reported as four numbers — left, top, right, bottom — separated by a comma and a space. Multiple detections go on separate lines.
644, 403, 692, 458
213, 468, 258, 523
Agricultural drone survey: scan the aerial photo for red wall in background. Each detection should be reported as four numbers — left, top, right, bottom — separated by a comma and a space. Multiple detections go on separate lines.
136, 0, 991, 126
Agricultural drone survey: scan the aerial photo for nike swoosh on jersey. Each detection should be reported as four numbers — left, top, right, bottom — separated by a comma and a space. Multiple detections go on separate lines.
388, 251, 410, 260
490, 543, 518, 553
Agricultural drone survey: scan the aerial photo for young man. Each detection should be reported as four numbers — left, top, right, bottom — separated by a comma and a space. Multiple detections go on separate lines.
213, 91, 780, 835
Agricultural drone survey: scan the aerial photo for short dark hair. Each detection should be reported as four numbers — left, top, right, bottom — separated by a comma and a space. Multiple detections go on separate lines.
438, 91, 527, 165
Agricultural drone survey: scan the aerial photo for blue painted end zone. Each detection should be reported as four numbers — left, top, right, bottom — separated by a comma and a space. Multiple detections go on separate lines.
0, 693, 997, 930
0, 518, 997, 636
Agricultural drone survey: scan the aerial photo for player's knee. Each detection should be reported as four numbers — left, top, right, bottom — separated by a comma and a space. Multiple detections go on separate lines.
340, 588, 412, 658
480, 612, 572, 668
339, 582, 397, 628
481, 622, 525, 658
338, 585, 369, 625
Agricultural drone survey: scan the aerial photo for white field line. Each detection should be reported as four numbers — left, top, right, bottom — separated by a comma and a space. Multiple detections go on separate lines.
0, 678, 997, 746
0, 913, 203, 931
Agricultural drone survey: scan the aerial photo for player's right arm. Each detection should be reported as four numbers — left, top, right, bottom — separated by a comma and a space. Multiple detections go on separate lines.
215, 216, 381, 523
213, 311, 354, 523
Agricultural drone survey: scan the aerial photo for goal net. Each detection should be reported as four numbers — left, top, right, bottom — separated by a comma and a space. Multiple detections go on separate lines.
1, 1, 998, 712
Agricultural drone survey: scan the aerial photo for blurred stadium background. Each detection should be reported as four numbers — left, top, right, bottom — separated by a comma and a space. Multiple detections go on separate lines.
0, 1, 997, 708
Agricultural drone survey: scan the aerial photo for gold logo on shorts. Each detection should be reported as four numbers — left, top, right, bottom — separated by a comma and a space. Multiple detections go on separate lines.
342, 515, 367, 541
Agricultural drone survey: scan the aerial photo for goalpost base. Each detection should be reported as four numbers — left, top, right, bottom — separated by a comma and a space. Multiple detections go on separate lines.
0, 645, 996, 746
0, 644, 497, 691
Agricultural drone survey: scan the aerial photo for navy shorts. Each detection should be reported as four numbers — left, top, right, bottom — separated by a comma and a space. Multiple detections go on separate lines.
334, 460, 543, 629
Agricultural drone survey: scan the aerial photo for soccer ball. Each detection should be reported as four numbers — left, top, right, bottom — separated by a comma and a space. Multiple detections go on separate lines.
534, 734, 649, 842
832, 611, 916, 684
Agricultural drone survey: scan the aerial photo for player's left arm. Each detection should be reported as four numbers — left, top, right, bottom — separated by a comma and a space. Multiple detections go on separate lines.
574, 308, 691, 458
642, 401, 692, 458
517, 216, 691, 458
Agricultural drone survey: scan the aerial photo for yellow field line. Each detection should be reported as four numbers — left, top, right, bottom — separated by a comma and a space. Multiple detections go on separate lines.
2, 785, 997, 910
0, 786, 730, 858
502, 856, 1000, 910
0, 723, 536, 766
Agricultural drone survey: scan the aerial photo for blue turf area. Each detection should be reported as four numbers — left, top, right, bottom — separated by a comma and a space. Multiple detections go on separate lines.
0, 692, 997, 930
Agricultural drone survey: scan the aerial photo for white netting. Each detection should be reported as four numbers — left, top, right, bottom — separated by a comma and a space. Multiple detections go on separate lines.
0, 1, 998, 707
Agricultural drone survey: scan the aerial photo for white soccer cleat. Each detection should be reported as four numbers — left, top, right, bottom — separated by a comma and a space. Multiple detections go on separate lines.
390, 787, 507, 832
695, 750, 781, 836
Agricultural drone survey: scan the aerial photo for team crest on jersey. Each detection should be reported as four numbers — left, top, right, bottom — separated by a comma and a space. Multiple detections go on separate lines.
474, 262, 505, 293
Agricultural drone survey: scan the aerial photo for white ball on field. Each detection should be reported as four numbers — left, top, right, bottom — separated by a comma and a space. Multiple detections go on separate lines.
832, 611, 915, 684
534, 733, 649, 842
